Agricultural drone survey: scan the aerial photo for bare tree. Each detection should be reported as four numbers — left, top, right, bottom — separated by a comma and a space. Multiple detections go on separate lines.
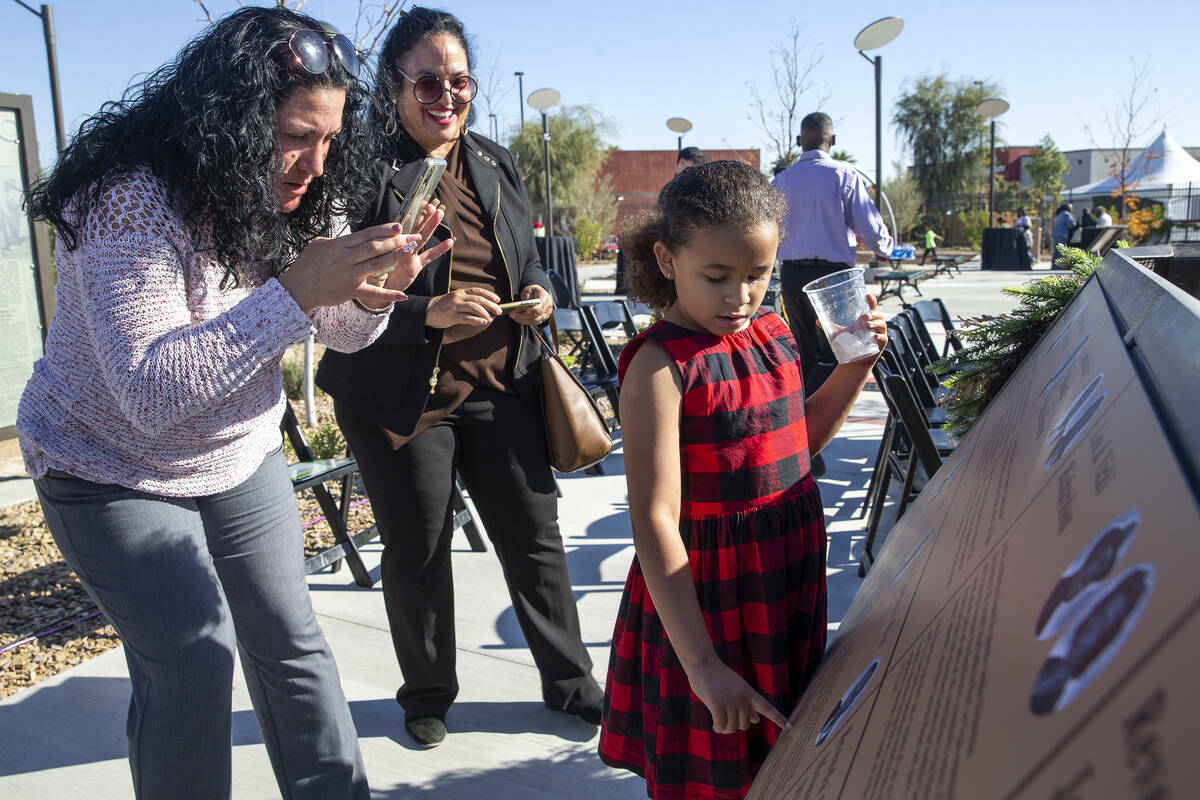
747, 22, 826, 171
1081, 55, 1163, 220
352, 0, 407, 59
474, 46, 513, 142
193, 0, 406, 60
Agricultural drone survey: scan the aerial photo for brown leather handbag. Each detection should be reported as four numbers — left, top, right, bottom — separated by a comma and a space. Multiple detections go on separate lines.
533, 325, 614, 473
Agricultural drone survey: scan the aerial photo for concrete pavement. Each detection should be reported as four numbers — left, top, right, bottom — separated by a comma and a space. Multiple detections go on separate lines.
0, 257, 1037, 797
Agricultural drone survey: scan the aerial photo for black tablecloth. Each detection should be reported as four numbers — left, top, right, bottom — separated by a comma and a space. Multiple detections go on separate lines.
981, 228, 1031, 270
534, 235, 580, 307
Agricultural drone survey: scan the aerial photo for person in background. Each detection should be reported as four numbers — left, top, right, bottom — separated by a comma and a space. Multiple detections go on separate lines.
676, 145, 708, 174
1095, 205, 1113, 226
599, 160, 887, 799
316, 6, 602, 750
1081, 206, 1099, 228
16, 7, 440, 797
920, 225, 943, 265
1052, 203, 1076, 266
1016, 207, 1034, 265
771, 112, 892, 477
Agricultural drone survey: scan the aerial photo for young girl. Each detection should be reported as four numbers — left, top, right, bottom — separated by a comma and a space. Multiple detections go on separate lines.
598, 160, 886, 799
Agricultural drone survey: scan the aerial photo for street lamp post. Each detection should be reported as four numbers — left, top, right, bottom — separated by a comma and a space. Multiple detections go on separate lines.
666, 117, 692, 153
514, 71, 525, 128
10, 1, 66, 153
528, 88, 560, 272
853, 16, 903, 202
977, 98, 1010, 227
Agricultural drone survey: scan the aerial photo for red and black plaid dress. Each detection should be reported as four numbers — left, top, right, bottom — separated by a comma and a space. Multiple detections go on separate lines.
599, 310, 828, 800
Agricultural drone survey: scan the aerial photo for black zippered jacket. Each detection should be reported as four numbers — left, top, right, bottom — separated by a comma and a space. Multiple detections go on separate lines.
316, 133, 552, 436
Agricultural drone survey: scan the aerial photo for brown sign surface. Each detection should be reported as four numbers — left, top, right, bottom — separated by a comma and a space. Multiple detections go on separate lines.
749, 276, 1200, 799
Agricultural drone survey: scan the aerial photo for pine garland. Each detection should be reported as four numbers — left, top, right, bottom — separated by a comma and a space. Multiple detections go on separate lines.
929, 243, 1125, 437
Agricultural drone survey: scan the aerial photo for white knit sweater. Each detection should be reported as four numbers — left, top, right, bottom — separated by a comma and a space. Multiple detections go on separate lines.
18, 169, 390, 497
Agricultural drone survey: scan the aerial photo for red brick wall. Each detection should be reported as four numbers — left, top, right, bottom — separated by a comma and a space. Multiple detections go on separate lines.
599, 149, 762, 229
995, 146, 1037, 182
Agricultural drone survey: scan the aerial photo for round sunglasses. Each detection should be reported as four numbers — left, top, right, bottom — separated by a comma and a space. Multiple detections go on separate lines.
395, 67, 478, 105
288, 29, 361, 79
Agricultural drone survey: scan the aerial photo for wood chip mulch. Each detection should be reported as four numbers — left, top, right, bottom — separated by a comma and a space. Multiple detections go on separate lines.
0, 476, 380, 700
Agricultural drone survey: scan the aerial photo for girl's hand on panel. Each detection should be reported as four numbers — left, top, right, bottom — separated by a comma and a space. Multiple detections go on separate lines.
688, 659, 791, 734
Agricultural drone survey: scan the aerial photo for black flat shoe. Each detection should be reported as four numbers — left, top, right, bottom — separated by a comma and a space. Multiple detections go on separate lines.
405, 716, 447, 749
552, 698, 602, 726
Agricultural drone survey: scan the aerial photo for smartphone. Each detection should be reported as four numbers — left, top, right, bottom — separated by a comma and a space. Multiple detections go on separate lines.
498, 298, 541, 314
395, 157, 447, 235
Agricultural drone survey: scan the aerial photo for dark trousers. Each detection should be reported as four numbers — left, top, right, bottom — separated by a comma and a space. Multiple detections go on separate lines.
921, 247, 937, 265
335, 387, 599, 720
779, 258, 848, 395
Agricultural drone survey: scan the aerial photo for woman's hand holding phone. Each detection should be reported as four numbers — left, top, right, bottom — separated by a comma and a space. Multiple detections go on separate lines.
508, 284, 553, 326
361, 203, 453, 303
280, 222, 437, 313
426, 286, 503, 342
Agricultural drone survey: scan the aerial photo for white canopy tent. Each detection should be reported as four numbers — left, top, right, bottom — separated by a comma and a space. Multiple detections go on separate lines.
1067, 130, 1200, 220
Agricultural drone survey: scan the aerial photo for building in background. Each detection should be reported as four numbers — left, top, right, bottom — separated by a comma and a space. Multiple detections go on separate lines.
599, 148, 761, 229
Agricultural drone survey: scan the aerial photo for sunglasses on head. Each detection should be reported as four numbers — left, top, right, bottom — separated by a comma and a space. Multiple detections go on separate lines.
288, 29, 361, 78
395, 67, 478, 105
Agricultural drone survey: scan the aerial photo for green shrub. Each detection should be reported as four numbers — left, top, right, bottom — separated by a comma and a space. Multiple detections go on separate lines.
956, 209, 989, 249
571, 216, 604, 259
282, 361, 303, 401
932, 242, 1125, 436
307, 424, 347, 459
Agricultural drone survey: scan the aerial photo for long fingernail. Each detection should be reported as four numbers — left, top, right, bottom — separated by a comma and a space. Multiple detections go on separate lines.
402, 241, 418, 253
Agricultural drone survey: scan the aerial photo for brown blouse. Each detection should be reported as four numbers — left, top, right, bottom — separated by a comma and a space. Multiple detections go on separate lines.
385, 140, 521, 449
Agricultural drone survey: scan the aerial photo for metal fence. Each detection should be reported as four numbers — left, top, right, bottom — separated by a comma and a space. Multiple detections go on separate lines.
917, 184, 1200, 246
1065, 184, 1200, 243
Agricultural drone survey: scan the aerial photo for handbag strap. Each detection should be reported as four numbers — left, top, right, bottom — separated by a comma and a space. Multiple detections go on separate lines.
533, 318, 558, 356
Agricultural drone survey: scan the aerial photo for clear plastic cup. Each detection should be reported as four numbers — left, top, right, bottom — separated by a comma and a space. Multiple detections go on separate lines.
802, 268, 879, 363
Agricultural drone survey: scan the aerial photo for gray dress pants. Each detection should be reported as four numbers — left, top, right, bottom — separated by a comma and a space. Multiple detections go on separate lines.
34, 448, 368, 800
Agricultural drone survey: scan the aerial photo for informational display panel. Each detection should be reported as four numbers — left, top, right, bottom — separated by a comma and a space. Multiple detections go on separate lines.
0, 106, 45, 430
750, 276, 1200, 799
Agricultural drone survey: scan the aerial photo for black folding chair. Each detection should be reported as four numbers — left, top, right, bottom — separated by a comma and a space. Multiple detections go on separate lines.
859, 365, 956, 577
548, 271, 573, 309
887, 320, 950, 411
283, 402, 486, 590
586, 298, 639, 340
894, 308, 942, 372
911, 298, 964, 357
579, 304, 622, 423
885, 323, 949, 425
283, 402, 376, 587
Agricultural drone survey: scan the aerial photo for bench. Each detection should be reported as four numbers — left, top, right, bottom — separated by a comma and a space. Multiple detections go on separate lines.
931, 255, 965, 278
283, 401, 487, 588
872, 269, 931, 303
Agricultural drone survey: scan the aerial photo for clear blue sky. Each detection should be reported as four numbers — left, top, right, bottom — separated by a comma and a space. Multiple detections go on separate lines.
1, 0, 1194, 178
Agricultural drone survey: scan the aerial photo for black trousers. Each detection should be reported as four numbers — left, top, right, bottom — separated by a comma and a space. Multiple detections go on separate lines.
779, 258, 849, 395
335, 387, 599, 720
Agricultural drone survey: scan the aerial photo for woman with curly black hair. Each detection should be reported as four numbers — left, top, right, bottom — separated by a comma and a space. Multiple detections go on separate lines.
17, 7, 448, 797
317, 6, 603, 749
